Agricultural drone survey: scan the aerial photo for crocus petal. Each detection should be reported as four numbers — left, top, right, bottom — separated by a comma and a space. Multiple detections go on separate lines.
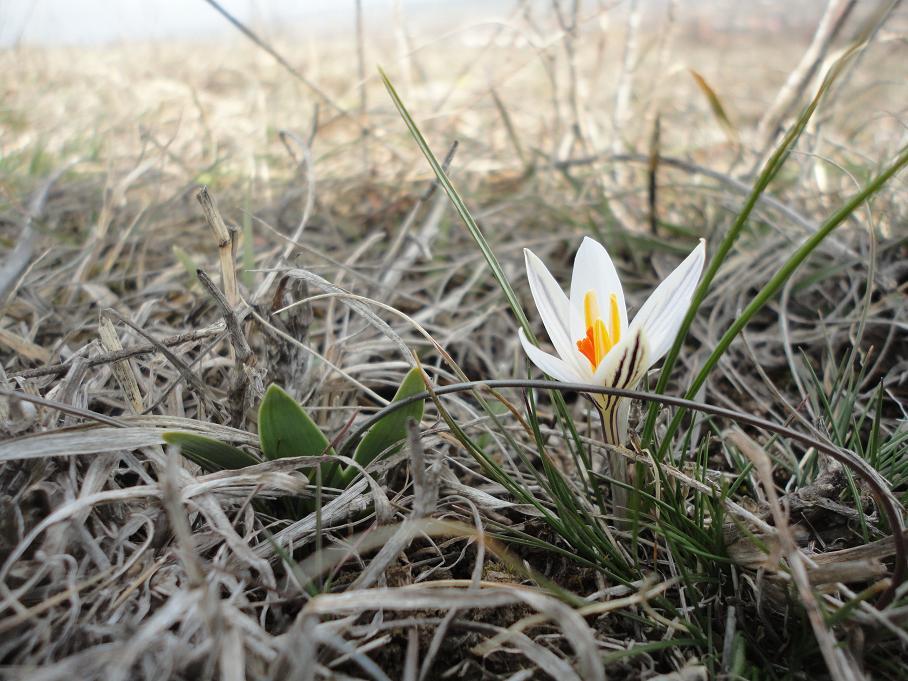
524, 249, 587, 376
591, 327, 650, 445
629, 240, 705, 366
518, 329, 587, 384
569, 237, 628, 345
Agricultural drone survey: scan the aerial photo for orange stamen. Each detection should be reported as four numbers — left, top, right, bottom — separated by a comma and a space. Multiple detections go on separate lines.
577, 328, 596, 367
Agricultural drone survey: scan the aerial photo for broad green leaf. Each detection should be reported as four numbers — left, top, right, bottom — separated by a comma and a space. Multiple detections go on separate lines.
258, 384, 336, 485
258, 384, 333, 460
163, 431, 259, 471
341, 367, 425, 485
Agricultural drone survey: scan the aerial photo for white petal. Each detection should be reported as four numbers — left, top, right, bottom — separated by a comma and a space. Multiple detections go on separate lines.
524, 249, 585, 375
591, 327, 650, 445
518, 329, 587, 384
569, 237, 628, 344
629, 240, 705, 365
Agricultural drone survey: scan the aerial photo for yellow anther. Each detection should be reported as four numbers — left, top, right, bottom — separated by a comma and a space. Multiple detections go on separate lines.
583, 290, 600, 331
609, 293, 621, 343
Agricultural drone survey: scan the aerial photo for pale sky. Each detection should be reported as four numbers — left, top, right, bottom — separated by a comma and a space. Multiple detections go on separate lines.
0, 0, 465, 47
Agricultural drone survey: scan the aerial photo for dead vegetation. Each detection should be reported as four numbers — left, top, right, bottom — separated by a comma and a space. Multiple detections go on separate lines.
1, 2, 907, 679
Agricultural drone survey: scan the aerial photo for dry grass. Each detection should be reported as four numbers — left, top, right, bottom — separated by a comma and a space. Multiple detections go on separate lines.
1, 2, 907, 679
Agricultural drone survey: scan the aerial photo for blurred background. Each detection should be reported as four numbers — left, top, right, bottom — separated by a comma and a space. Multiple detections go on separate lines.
1, 0, 905, 360
0, 1, 855, 47
2, 0, 905, 362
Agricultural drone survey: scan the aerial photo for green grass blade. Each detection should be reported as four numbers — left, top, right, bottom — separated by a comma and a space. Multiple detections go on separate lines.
380, 66, 590, 475
657, 144, 908, 455
640, 42, 864, 447
379, 67, 531, 336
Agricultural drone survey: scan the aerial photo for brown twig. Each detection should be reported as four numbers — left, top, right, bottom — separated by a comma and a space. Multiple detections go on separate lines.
8, 323, 226, 380
196, 270, 252, 365
196, 186, 239, 308
754, 0, 857, 160
647, 114, 661, 235
197, 268, 255, 427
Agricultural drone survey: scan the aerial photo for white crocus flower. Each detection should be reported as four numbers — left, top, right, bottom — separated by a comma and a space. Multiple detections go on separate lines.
519, 236, 706, 447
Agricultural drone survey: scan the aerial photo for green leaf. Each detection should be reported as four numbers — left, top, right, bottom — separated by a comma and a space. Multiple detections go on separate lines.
163, 431, 260, 472
258, 384, 333, 462
341, 367, 425, 485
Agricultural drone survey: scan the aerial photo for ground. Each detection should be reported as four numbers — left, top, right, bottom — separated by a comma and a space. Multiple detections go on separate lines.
1, 2, 907, 680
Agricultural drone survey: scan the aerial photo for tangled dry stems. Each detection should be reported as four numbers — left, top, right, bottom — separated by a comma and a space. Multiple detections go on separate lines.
1, 4, 907, 679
